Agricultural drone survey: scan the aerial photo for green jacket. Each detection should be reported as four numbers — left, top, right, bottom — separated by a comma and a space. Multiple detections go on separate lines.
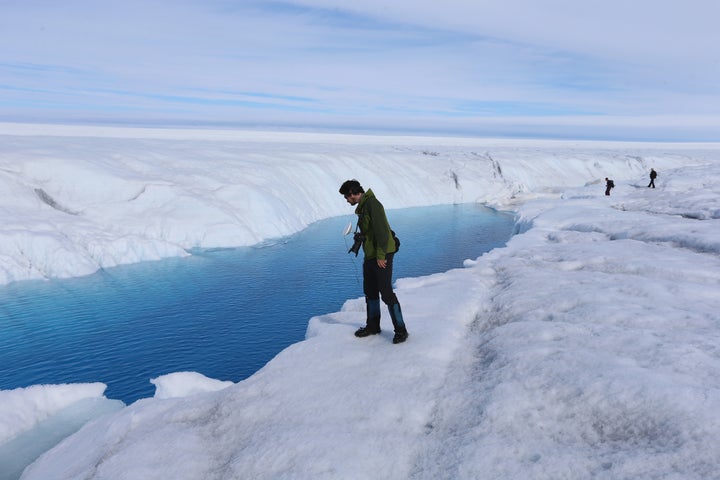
355, 189, 397, 260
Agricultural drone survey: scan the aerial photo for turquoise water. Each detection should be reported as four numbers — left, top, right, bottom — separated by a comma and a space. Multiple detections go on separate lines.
0, 204, 515, 404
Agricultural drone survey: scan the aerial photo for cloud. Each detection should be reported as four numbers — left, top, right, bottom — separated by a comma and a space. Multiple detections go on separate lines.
0, 0, 719, 140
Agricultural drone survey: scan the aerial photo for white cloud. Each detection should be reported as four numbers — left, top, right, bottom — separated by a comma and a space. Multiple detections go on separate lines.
0, 0, 718, 139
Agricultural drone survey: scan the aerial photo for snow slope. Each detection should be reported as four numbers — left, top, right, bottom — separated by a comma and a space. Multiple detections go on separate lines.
1, 125, 719, 479
1, 123, 713, 285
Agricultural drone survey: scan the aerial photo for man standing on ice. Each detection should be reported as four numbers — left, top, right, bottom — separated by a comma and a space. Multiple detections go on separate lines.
339, 179, 409, 344
605, 177, 615, 196
648, 168, 657, 188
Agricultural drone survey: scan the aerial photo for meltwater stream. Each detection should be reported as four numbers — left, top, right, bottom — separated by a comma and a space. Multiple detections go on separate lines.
0, 204, 515, 404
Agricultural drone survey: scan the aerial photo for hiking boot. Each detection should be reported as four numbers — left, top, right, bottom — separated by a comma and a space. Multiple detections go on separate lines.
355, 327, 381, 338
392, 331, 408, 344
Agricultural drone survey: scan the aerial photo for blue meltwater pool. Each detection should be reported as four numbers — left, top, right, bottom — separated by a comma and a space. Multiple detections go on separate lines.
0, 204, 515, 404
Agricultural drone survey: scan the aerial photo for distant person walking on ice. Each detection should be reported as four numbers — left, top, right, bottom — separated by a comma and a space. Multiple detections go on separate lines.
605, 177, 615, 196
648, 168, 657, 188
339, 179, 409, 344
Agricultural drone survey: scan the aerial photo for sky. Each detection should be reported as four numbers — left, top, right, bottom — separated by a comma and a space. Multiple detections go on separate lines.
2, 0, 720, 140
1, 127, 718, 478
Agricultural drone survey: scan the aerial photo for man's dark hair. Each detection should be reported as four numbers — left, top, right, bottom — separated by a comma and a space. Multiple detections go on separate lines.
339, 179, 364, 196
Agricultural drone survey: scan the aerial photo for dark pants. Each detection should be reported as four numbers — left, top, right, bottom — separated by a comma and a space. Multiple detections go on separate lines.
363, 253, 407, 334
363, 253, 398, 306
648, 179, 655, 188
363, 253, 406, 333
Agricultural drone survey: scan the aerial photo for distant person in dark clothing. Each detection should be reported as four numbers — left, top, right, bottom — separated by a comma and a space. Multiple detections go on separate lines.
605, 177, 615, 196
648, 168, 657, 188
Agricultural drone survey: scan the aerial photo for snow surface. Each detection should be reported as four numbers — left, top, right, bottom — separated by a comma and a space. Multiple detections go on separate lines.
1, 124, 719, 479
150, 372, 234, 400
